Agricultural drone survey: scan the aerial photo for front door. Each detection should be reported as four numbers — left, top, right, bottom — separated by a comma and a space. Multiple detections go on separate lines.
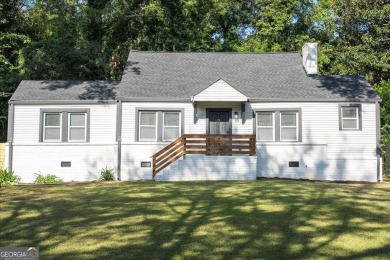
208, 111, 231, 135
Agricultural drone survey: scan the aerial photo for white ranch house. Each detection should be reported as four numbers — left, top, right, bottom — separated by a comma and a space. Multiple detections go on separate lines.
5, 43, 382, 182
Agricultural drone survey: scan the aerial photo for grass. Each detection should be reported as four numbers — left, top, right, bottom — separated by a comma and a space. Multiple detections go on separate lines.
0, 180, 389, 259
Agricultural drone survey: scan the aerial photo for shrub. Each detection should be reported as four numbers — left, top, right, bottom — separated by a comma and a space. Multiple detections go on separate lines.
0, 169, 21, 185
34, 172, 63, 184
99, 167, 115, 181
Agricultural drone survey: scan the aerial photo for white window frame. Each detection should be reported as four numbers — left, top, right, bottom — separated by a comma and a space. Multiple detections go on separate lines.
341, 106, 359, 130
256, 112, 275, 141
43, 113, 62, 142
280, 112, 299, 141
138, 111, 158, 141
162, 112, 181, 141
68, 112, 87, 142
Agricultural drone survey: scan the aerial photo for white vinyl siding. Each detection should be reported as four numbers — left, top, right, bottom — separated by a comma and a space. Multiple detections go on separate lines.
11, 104, 117, 182
68, 113, 87, 142
256, 112, 274, 141
252, 102, 377, 182
251, 102, 376, 159
280, 112, 298, 141
43, 113, 62, 142
163, 112, 181, 141
139, 112, 158, 141
13, 104, 116, 144
341, 106, 359, 130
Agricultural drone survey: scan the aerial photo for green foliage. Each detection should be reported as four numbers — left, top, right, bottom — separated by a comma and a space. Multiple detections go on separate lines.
0, 168, 20, 185
99, 167, 115, 181
375, 80, 390, 174
318, 0, 390, 83
0, 1, 30, 142
34, 172, 63, 184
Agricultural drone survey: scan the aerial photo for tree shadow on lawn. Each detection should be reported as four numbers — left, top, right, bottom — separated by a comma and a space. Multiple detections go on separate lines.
0, 180, 389, 259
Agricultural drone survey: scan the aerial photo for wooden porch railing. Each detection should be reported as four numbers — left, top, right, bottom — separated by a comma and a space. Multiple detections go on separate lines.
151, 134, 256, 177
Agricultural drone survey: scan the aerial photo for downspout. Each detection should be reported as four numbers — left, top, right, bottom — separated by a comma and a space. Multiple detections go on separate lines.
376, 101, 382, 182
116, 100, 122, 181
7, 103, 14, 171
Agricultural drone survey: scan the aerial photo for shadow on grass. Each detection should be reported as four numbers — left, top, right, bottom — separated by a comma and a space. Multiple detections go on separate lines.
0, 180, 389, 259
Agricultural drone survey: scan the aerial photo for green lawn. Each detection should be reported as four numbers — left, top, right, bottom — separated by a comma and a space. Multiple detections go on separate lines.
1, 180, 389, 259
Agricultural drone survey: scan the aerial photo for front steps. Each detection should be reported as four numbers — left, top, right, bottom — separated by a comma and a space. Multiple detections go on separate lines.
154, 155, 257, 181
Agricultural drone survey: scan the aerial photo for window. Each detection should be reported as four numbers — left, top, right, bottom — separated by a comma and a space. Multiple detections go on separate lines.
139, 112, 158, 141
163, 112, 181, 141
340, 105, 360, 130
43, 113, 62, 141
40, 109, 89, 142
280, 112, 298, 141
257, 112, 274, 141
136, 109, 183, 142
68, 113, 87, 142
255, 109, 301, 142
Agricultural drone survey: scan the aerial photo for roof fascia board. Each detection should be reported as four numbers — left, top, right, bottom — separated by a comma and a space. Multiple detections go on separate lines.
9, 100, 118, 105
121, 98, 191, 102
248, 98, 381, 103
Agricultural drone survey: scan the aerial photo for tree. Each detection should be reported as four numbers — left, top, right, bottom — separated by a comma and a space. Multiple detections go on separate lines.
318, 0, 389, 83
0, 0, 29, 141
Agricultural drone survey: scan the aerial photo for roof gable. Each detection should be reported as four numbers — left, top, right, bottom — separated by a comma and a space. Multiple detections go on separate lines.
193, 79, 247, 102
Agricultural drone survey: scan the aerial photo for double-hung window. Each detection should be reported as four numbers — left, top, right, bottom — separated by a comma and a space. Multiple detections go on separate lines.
68, 113, 87, 142
137, 109, 183, 142
43, 113, 62, 141
256, 109, 301, 142
139, 112, 158, 141
340, 106, 360, 130
257, 112, 274, 141
41, 109, 89, 142
163, 112, 181, 141
280, 112, 298, 141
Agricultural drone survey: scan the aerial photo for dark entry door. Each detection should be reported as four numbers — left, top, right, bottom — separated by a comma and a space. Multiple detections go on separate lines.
209, 111, 231, 135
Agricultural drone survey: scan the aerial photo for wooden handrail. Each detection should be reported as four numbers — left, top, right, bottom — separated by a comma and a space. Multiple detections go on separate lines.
151, 134, 256, 178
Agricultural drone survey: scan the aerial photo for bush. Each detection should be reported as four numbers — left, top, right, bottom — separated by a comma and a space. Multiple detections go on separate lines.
34, 172, 63, 184
0, 169, 21, 185
99, 167, 115, 181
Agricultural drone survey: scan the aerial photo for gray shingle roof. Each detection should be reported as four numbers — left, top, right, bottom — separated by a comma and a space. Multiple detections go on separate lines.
120, 51, 379, 101
10, 52, 380, 102
10, 80, 119, 101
